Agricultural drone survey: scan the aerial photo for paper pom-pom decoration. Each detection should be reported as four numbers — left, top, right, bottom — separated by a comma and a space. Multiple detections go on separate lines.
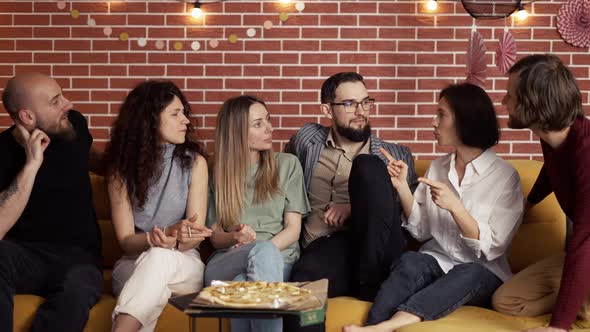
466, 30, 487, 88
496, 30, 517, 75
557, 0, 590, 48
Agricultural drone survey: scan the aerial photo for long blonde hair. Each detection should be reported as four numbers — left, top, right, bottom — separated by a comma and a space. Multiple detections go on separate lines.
214, 95, 280, 230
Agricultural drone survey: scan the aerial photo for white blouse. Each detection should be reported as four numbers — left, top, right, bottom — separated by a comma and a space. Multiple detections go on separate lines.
403, 149, 524, 281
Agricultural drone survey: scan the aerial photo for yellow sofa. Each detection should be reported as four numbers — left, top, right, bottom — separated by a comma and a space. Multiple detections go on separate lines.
11, 159, 586, 332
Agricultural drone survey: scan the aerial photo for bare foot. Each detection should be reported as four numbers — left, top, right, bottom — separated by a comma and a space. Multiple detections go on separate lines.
343, 311, 419, 332
342, 325, 388, 332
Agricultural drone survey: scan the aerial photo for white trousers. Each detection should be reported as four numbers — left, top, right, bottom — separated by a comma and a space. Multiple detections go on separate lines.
112, 247, 205, 332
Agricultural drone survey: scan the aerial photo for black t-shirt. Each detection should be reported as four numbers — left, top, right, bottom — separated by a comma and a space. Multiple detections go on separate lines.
0, 110, 101, 255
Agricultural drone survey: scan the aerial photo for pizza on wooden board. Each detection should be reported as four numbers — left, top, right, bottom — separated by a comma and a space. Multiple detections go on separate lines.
197, 281, 313, 309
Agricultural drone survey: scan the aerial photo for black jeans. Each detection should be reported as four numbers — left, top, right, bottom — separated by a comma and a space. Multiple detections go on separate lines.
348, 154, 408, 301
286, 155, 407, 332
291, 154, 407, 299
367, 251, 503, 325
0, 240, 103, 332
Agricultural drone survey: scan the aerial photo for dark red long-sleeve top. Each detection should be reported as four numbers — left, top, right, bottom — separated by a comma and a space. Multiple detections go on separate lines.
527, 116, 590, 330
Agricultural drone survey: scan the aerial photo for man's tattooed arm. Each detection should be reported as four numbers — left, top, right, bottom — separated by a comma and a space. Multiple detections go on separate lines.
0, 180, 18, 209
0, 166, 39, 238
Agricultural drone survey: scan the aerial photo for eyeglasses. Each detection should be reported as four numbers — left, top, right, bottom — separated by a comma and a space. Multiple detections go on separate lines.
329, 98, 376, 113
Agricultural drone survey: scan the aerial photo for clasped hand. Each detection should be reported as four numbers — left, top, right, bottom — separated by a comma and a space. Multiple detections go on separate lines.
230, 224, 256, 248
323, 203, 351, 227
166, 213, 212, 243
147, 214, 212, 249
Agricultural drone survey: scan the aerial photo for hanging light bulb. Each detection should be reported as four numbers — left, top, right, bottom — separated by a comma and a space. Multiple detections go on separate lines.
191, 1, 203, 19
515, 4, 528, 21
426, 0, 438, 11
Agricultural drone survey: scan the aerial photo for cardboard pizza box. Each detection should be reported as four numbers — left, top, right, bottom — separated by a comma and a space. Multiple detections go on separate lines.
180, 279, 328, 327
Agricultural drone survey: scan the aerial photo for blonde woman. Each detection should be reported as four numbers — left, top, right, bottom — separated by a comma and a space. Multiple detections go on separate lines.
204, 95, 310, 332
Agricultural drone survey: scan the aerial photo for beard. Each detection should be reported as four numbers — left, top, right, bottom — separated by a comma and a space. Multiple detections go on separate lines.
39, 118, 76, 142
507, 114, 527, 129
335, 117, 371, 142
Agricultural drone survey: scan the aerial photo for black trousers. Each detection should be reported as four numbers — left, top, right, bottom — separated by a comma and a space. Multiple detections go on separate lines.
0, 240, 103, 332
286, 155, 408, 331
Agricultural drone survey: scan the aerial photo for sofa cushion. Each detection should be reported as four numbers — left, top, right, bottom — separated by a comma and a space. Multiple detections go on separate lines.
13, 295, 43, 331
504, 160, 566, 272
98, 219, 123, 270
400, 305, 590, 331
103, 270, 112, 297
13, 294, 230, 332
14, 295, 115, 332
90, 173, 110, 221
325, 297, 590, 332
325, 297, 372, 331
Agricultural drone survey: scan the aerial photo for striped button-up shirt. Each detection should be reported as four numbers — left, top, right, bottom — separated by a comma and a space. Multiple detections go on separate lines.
303, 130, 371, 246
287, 123, 418, 247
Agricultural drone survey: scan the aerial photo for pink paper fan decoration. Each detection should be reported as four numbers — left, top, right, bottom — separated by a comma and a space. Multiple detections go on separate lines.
496, 30, 517, 75
466, 30, 487, 88
557, 0, 590, 48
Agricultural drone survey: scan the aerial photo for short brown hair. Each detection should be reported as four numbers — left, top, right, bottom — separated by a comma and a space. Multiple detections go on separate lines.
321, 72, 365, 104
508, 54, 583, 131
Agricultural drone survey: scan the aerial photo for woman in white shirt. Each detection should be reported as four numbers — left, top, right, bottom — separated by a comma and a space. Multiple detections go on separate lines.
344, 83, 524, 332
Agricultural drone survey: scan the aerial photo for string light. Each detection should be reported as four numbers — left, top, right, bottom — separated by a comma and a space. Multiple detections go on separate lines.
426, 0, 438, 11
515, 4, 528, 21
191, 1, 202, 19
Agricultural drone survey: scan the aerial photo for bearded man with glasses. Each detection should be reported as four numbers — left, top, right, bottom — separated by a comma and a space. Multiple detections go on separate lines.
285, 72, 418, 306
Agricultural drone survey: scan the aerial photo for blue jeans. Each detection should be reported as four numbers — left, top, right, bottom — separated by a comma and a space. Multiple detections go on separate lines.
204, 240, 290, 332
366, 251, 502, 325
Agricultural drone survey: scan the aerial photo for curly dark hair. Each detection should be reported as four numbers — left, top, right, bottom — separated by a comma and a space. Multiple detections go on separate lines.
103, 80, 205, 208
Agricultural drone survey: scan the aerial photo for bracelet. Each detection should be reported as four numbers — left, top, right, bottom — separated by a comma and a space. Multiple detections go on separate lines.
146, 232, 154, 247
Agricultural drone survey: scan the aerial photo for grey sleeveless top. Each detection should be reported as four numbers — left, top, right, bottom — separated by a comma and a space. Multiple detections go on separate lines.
133, 144, 195, 233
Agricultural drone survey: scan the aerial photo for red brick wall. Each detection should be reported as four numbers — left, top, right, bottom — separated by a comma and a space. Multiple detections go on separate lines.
0, 0, 585, 159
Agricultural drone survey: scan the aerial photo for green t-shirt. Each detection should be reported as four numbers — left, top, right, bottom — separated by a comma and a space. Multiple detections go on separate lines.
206, 152, 310, 264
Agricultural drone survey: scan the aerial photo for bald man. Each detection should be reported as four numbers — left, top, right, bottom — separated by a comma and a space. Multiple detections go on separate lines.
0, 73, 102, 331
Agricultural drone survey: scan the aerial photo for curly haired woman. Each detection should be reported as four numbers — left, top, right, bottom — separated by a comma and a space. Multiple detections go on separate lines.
104, 81, 211, 332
